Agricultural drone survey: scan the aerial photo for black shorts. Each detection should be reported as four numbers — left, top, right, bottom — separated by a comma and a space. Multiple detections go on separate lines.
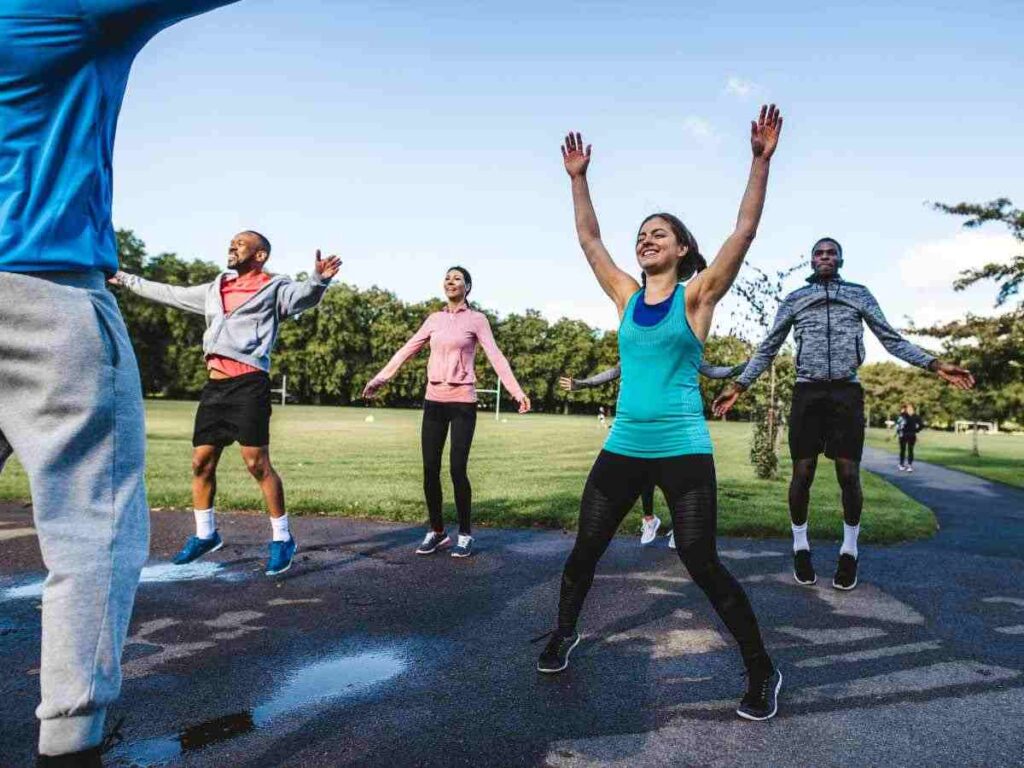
193, 372, 272, 448
788, 382, 864, 462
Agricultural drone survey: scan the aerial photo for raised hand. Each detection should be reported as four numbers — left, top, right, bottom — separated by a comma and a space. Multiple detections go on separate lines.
934, 361, 976, 391
314, 249, 342, 279
561, 131, 592, 178
558, 376, 577, 392
750, 104, 783, 160
712, 383, 745, 418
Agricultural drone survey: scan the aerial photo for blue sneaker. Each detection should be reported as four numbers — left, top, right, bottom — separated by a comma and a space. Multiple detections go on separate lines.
171, 530, 223, 565
266, 536, 297, 576
451, 534, 474, 558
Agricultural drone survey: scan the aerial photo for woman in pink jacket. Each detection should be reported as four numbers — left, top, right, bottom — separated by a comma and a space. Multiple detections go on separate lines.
363, 267, 531, 558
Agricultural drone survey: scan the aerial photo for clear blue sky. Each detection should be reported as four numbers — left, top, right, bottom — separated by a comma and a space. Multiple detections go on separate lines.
113, 0, 1023, 362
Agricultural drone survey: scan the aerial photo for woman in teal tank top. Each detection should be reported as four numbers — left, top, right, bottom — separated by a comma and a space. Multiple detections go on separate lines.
537, 105, 786, 722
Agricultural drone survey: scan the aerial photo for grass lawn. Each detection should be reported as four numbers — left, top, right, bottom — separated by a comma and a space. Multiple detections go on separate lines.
0, 402, 935, 544
866, 427, 1024, 489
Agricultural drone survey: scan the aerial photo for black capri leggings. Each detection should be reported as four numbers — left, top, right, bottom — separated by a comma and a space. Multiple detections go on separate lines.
422, 400, 477, 535
899, 437, 916, 466
558, 450, 770, 672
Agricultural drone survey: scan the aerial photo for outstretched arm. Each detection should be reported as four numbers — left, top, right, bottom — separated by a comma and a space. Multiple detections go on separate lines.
110, 270, 209, 315
860, 289, 974, 390
91, 0, 241, 41
561, 365, 622, 391
686, 105, 783, 340
561, 132, 640, 316
362, 316, 434, 399
699, 359, 748, 380
474, 315, 531, 413
277, 250, 341, 318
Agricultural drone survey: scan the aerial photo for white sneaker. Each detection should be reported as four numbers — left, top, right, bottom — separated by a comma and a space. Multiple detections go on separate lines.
897, 464, 906, 471
668, 530, 676, 550
906, 465, 914, 473
640, 516, 661, 545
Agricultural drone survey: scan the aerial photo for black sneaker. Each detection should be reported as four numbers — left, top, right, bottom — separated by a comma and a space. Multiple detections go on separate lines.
37, 747, 103, 767
536, 630, 581, 674
793, 549, 816, 585
736, 665, 782, 721
833, 553, 858, 590
415, 530, 451, 555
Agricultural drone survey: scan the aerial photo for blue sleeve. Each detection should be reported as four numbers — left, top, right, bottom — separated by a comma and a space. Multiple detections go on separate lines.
83, 0, 240, 44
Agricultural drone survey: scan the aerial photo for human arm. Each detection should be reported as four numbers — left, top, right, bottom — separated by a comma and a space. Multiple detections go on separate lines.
561, 366, 622, 391
685, 105, 783, 340
276, 250, 342, 318
361, 316, 434, 399
474, 315, 531, 413
87, 0, 241, 42
860, 289, 975, 390
699, 359, 748, 380
108, 270, 209, 315
561, 132, 640, 315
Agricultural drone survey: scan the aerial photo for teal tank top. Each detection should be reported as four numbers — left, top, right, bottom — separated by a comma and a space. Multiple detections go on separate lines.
604, 286, 713, 458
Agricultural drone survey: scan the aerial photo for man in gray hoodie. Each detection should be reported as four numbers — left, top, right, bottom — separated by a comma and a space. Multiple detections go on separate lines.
713, 237, 974, 591
112, 232, 340, 577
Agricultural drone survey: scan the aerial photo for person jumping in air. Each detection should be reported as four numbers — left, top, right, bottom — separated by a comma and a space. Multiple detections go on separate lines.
362, 267, 531, 559
111, 234, 340, 577
538, 105, 784, 722
0, 2, 241, 765
713, 238, 974, 591
560, 358, 747, 547
895, 403, 924, 472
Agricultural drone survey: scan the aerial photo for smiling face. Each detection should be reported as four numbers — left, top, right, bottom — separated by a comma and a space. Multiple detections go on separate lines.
443, 269, 469, 303
635, 216, 688, 278
227, 231, 269, 272
811, 239, 841, 278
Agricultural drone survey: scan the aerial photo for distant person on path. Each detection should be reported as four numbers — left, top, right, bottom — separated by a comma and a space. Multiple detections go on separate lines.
538, 105, 784, 722
0, 1, 241, 764
713, 238, 975, 591
895, 403, 924, 472
111, 235, 341, 577
362, 267, 531, 559
560, 358, 747, 547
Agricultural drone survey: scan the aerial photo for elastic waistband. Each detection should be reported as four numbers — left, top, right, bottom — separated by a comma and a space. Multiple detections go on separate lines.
1, 269, 106, 291
795, 380, 862, 390
204, 371, 270, 386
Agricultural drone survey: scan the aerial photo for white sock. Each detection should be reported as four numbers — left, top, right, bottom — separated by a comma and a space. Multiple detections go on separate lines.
270, 514, 290, 542
791, 522, 809, 553
194, 508, 215, 540
841, 523, 860, 558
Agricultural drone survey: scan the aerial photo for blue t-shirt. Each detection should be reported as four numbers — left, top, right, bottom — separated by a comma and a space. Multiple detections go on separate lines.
0, 1, 238, 275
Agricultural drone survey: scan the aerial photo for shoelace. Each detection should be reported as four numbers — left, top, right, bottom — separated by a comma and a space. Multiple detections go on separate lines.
740, 669, 773, 703
457, 535, 471, 548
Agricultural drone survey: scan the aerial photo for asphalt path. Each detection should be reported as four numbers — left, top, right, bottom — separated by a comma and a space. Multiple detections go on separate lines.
1, 447, 1022, 767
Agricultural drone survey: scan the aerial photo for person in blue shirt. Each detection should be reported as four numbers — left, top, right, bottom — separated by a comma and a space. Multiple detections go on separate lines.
0, 3, 240, 765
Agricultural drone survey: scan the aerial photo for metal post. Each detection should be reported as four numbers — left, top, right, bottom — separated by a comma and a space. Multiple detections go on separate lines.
495, 379, 501, 421
281, 375, 287, 407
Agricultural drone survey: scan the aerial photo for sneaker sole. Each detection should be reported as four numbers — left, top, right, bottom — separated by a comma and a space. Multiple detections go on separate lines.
416, 537, 452, 555
832, 576, 858, 591
793, 571, 817, 586
736, 669, 783, 722
536, 633, 582, 674
451, 550, 473, 558
173, 539, 224, 565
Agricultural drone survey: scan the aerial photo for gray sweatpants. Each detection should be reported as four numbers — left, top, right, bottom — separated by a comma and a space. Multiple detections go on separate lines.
0, 271, 149, 756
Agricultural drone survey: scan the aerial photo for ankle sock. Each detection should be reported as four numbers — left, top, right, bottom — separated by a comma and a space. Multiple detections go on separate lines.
791, 522, 809, 553
194, 508, 215, 539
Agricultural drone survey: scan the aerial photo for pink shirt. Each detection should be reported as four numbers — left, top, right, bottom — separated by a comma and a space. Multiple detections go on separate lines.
375, 304, 526, 404
206, 271, 272, 378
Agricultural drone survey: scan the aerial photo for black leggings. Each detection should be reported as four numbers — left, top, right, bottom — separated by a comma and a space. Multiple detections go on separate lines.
422, 400, 477, 535
899, 437, 915, 466
641, 481, 655, 517
558, 450, 770, 672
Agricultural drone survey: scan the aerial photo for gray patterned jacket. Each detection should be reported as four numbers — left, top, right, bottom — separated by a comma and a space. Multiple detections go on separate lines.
736, 275, 935, 388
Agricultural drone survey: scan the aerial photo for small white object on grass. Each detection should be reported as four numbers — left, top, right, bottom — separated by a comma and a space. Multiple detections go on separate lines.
365, 415, 375, 423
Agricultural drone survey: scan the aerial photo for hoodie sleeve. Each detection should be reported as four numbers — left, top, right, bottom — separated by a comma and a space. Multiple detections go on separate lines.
859, 287, 936, 370
276, 272, 331, 319
473, 313, 526, 401
735, 296, 796, 388
574, 366, 622, 389
114, 270, 209, 315
371, 315, 434, 383
699, 359, 748, 380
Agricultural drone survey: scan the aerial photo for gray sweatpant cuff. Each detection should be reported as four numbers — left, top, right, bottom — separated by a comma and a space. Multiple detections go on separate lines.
39, 709, 106, 756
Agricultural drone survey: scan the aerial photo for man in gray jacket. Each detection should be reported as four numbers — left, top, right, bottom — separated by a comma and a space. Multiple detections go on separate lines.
713, 237, 973, 591
112, 232, 340, 577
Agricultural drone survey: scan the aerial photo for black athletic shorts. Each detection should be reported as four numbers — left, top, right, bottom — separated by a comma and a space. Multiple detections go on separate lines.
193, 372, 272, 448
788, 382, 864, 462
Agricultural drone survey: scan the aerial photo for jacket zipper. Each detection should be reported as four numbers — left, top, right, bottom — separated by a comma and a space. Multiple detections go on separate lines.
824, 282, 832, 380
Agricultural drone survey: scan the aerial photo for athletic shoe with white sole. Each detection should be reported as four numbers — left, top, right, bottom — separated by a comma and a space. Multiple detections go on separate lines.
171, 530, 223, 565
640, 516, 661, 545
451, 534, 474, 558
833, 553, 858, 590
416, 530, 451, 555
667, 530, 676, 549
793, 549, 817, 585
906, 466, 914, 473
536, 630, 581, 674
266, 536, 297, 576
736, 666, 782, 721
